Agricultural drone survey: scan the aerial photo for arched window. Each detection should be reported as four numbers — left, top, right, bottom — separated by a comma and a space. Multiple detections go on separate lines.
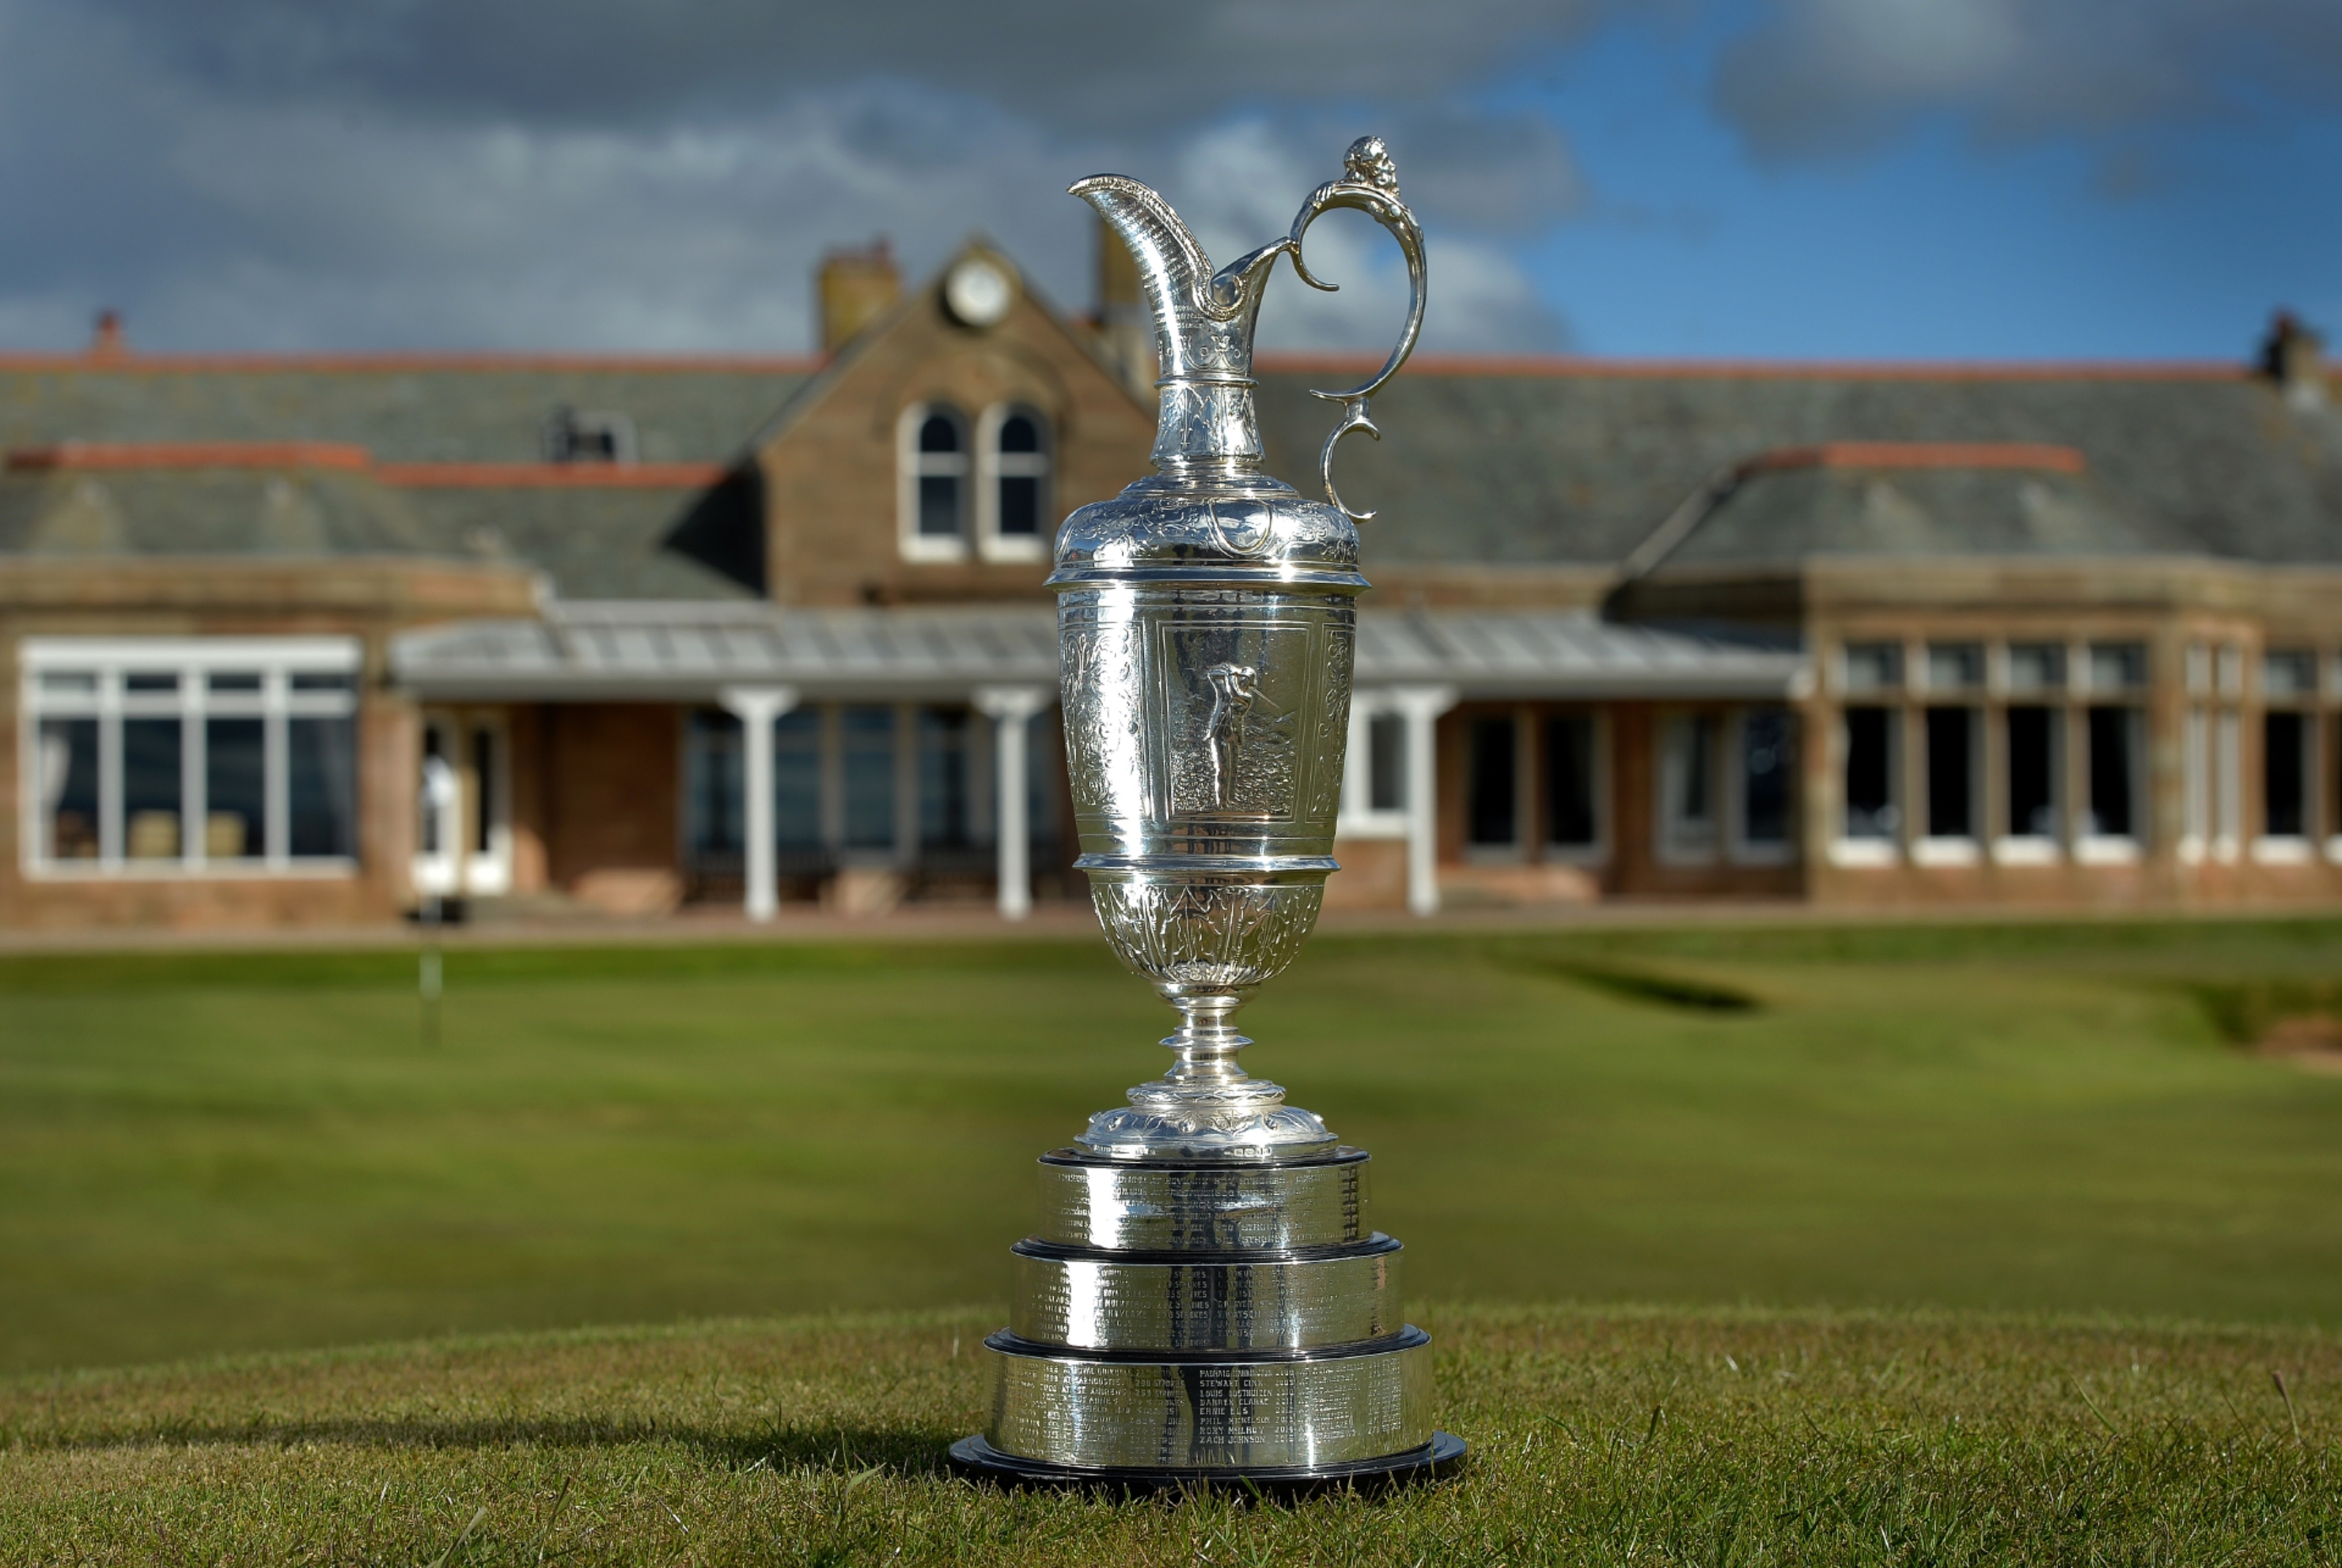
978, 404, 1052, 561
898, 403, 970, 560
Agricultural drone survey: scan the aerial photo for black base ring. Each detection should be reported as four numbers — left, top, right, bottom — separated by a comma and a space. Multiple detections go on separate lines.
947, 1431, 1467, 1496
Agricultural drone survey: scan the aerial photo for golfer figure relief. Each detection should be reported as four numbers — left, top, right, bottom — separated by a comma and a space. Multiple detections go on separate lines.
1202, 662, 1261, 810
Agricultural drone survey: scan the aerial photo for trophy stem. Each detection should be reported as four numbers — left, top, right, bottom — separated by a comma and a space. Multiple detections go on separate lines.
1161, 991, 1253, 1085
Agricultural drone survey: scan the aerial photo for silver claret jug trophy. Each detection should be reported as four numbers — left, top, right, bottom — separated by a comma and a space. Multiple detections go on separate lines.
951, 138, 1465, 1488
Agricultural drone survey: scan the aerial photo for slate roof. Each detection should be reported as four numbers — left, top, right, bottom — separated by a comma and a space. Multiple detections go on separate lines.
4, 348, 2339, 591
0, 466, 435, 558
0, 359, 809, 463
0, 355, 799, 598
1656, 465, 2180, 568
0, 460, 758, 601
1252, 360, 2342, 566
392, 601, 1800, 702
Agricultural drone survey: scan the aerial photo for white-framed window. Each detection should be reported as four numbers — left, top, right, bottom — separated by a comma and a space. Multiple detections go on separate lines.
976, 404, 1052, 563
414, 710, 512, 898
1841, 640, 1903, 697
2180, 640, 2242, 865
1999, 641, 2065, 864
1339, 695, 1410, 839
1656, 710, 1720, 865
1916, 642, 1983, 866
1544, 710, 1606, 863
2256, 648, 2319, 863
1832, 639, 1903, 865
415, 719, 460, 895
2078, 642, 2147, 862
465, 718, 512, 893
898, 403, 970, 561
1730, 706, 1796, 865
2330, 652, 2342, 866
1837, 703, 1901, 862
22, 637, 360, 878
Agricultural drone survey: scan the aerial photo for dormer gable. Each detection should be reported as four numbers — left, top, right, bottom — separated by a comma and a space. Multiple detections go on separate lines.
752, 238, 1153, 607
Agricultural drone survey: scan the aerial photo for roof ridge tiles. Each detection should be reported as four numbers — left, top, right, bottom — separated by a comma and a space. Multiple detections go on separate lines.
0, 351, 818, 374
1745, 441, 2087, 473
5, 443, 729, 489
10, 440, 373, 471
1254, 352, 2250, 382
0, 348, 2251, 383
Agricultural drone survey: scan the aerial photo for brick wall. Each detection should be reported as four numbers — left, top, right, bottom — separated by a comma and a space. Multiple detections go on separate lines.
541, 704, 682, 915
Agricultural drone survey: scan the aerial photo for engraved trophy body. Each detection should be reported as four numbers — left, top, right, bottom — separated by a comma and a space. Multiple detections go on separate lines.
951, 140, 1465, 1487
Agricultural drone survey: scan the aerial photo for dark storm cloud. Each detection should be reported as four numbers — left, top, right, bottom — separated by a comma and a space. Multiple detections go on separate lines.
8, 0, 2333, 355
0, 0, 1598, 351
1713, 0, 2342, 162
89, 0, 1612, 131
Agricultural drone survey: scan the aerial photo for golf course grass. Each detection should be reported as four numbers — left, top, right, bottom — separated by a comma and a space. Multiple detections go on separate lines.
4, 918, 2342, 1376
4, 922, 2342, 1376
6, 916, 2342, 1558
4, 1305, 2338, 1564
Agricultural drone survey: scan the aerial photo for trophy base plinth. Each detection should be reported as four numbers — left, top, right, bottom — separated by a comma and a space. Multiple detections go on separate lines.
968, 1143, 1458, 1485
947, 1431, 1467, 1494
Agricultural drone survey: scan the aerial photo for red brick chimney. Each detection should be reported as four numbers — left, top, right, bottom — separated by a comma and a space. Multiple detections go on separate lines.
2261, 309, 2325, 409
88, 310, 127, 359
816, 241, 899, 356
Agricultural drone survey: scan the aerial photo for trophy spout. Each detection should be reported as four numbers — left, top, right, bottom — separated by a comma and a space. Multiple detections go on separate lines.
1070, 174, 1282, 476
1071, 139, 1426, 507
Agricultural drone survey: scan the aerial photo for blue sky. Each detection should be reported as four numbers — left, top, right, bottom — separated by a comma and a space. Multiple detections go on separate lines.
0, 0, 2333, 361
1518, 7, 2342, 359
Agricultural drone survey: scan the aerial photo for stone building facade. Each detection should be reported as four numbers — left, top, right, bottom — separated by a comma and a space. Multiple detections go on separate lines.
4, 238, 2340, 930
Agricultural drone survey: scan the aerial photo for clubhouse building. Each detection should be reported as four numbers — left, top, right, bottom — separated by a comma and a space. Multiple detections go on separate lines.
6, 248, 2342, 931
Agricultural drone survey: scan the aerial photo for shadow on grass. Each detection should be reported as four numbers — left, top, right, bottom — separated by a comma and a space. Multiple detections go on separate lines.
18, 1415, 964, 1479
1503, 956, 1759, 1013
2187, 977, 2342, 1048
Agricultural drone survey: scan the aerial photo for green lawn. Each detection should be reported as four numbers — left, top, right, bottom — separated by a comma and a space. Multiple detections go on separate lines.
4, 1306, 2338, 1564
3, 919, 2342, 1374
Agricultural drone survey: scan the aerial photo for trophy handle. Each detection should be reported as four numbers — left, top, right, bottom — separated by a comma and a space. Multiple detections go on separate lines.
1286, 136, 1427, 523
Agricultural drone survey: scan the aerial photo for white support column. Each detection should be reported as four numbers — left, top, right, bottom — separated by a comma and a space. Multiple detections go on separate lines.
974, 686, 1053, 920
1391, 684, 1460, 917
719, 685, 798, 923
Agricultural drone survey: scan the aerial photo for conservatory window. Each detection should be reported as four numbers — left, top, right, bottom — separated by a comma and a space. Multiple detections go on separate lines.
1734, 706, 1795, 863
1841, 707, 1901, 846
2258, 648, 2319, 859
2078, 642, 2146, 861
22, 637, 359, 877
